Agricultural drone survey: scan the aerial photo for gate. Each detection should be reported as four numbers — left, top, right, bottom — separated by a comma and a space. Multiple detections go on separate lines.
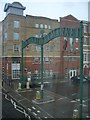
21, 21, 83, 117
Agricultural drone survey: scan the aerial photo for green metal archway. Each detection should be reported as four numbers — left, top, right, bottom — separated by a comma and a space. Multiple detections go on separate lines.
21, 21, 83, 118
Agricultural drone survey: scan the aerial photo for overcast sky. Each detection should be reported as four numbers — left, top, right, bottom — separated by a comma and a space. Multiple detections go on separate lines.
0, 0, 89, 21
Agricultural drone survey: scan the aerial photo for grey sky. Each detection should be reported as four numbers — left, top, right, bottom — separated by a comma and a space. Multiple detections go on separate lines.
0, 0, 89, 21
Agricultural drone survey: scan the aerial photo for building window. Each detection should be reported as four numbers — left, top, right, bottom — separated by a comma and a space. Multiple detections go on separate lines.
34, 57, 39, 63
75, 48, 79, 53
14, 44, 19, 51
35, 35, 39, 38
14, 32, 19, 40
48, 25, 51, 29
70, 48, 73, 53
35, 24, 39, 28
84, 53, 87, 61
40, 24, 43, 28
76, 38, 79, 43
12, 70, 20, 79
83, 37, 87, 45
45, 45, 49, 51
45, 24, 48, 29
4, 32, 8, 41
45, 69, 49, 78
45, 57, 49, 62
83, 25, 87, 33
12, 63, 20, 79
70, 38, 74, 47
35, 45, 41, 52
14, 21, 20, 28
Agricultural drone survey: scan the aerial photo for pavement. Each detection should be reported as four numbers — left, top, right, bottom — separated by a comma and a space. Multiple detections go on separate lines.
2, 79, 90, 119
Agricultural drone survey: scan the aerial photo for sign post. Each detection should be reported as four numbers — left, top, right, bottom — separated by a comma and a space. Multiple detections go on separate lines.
79, 21, 83, 118
22, 40, 24, 89
21, 25, 83, 116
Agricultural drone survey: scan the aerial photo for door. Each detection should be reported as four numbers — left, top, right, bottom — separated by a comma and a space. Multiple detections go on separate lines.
69, 70, 77, 79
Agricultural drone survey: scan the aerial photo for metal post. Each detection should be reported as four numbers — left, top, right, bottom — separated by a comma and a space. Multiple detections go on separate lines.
22, 41, 24, 89
41, 44, 44, 99
79, 21, 83, 118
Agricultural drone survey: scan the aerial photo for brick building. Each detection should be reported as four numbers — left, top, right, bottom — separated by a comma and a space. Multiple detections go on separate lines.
59, 15, 80, 79
2, 2, 90, 83
83, 21, 90, 76
2, 2, 60, 81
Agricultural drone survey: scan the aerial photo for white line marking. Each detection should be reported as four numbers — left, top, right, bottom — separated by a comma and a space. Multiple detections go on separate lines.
71, 100, 76, 103
57, 97, 67, 101
84, 98, 90, 102
76, 99, 80, 102
37, 110, 40, 113
18, 98, 26, 102
32, 106, 36, 110
28, 108, 31, 112
72, 93, 77, 96
3, 87, 54, 118
16, 89, 33, 93
44, 117, 48, 118
32, 99, 55, 105
32, 112, 37, 116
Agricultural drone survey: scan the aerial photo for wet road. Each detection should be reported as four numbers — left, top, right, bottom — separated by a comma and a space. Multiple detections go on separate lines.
2, 78, 90, 119
2, 93, 26, 119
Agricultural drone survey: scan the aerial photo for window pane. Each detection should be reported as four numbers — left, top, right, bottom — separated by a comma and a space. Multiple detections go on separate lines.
4, 32, 8, 41
40, 24, 43, 28
45, 24, 47, 29
83, 37, 87, 45
34, 57, 39, 63
48, 25, 51, 29
14, 44, 19, 51
14, 32, 19, 40
35, 24, 39, 28
84, 25, 87, 33
14, 21, 20, 28
76, 38, 78, 43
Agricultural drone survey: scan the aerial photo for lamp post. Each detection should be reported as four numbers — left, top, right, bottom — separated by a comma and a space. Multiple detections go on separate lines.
79, 21, 83, 118
22, 40, 24, 89
40, 30, 44, 99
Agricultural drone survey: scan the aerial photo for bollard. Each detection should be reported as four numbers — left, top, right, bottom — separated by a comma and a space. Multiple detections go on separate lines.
72, 109, 79, 119
26, 82, 30, 89
36, 91, 41, 100
18, 83, 21, 90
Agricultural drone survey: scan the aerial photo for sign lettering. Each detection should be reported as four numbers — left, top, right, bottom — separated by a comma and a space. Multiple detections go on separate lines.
22, 27, 80, 48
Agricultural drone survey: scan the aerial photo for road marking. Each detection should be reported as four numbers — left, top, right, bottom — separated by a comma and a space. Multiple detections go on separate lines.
44, 117, 48, 119
16, 89, 33, 93
84, 98, 90, 102
86, 115, 90, 118
32, 106, 36, 110
76, 99, 86, 103
57, 97, 67, 101
71, 100, 76, 103
18, 98, 26, 102
32, 112, 37, 116
28, 108, 31, 112
76, 99, 80, 102
72, 93, 77, 96
82, 104, 87, 107
32, 99, 55, 105
37, 110, 40, 113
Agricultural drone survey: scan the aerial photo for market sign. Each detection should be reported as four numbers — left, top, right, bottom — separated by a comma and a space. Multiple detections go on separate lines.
22, 27, 80, 49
